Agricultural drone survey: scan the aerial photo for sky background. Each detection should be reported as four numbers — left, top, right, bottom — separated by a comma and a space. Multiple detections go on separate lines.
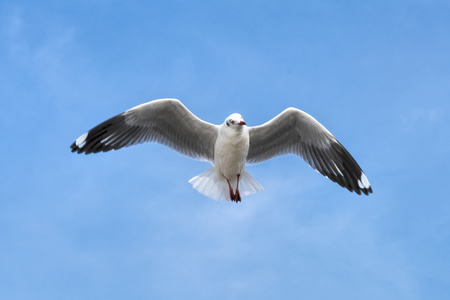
1, 0, 449, 299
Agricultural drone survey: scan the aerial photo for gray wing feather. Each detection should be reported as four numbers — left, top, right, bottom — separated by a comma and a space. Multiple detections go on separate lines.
247, 108, 372, 195
71, 99, 218, 162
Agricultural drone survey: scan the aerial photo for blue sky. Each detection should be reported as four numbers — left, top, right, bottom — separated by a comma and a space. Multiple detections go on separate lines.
1, 0, 449, 299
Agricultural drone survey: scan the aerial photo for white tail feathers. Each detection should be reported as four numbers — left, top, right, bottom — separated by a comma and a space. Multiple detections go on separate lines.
188, 167, 263, 201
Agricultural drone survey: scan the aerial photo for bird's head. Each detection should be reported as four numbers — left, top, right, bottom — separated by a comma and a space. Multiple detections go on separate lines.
225, 113, 246, 129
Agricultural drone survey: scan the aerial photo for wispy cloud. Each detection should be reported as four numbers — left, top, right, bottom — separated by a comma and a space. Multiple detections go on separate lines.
1, 7, 77, 84
400, 108, 440, 131
2, 8, 26, 57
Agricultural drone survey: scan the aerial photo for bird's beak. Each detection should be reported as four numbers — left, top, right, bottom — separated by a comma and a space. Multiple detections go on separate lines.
239, 121, 246, 126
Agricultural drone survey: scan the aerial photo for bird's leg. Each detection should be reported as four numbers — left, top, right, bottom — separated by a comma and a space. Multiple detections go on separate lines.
235, 174, 241, 202
226, 178, 236, 202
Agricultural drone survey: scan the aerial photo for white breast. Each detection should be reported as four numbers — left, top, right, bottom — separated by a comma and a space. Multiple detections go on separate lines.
214, 124, 249, 180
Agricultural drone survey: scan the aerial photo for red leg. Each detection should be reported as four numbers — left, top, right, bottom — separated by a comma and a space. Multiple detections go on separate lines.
226, 179, 236, 202
235, 174, 241, 202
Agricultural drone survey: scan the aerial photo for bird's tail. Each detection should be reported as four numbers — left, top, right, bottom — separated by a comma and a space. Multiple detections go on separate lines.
188, 167, 263, 201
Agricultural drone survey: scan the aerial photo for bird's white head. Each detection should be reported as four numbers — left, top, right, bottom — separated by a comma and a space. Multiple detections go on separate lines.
225, 113, 246, 128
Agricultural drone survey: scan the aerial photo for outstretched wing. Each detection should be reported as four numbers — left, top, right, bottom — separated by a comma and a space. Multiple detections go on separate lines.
71, 98, 218, 163
247, 108, 372, 195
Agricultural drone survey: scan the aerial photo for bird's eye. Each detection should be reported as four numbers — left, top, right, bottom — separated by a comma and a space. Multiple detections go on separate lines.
230, 120, 235, 124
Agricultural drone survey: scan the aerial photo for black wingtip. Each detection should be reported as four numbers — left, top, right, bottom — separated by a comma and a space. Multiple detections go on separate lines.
357, 172, 373, 196
70, 138, 93, 154
363, 186, 373, 196
326, 142, 373, 196
70, 142, 78, 153
70, 114, 129, 155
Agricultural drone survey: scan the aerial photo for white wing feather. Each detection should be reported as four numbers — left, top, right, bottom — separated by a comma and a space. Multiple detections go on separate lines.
71, 99, 218, 162
247, 108, 372, 195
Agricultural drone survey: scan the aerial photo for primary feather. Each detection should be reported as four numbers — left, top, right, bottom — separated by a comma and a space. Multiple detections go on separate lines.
247, 108, 372, 195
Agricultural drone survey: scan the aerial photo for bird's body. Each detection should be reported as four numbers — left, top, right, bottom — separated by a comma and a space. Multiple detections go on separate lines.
71, 98, 372, 201
215, 114, 248, 180
197, 113, 255, 201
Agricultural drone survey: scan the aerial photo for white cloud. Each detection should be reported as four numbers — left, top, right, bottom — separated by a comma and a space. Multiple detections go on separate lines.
400, 108, 440, 131
2, 8, 27, 58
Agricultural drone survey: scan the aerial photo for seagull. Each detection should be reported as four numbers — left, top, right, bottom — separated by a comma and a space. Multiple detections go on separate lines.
71, 98, 372, 202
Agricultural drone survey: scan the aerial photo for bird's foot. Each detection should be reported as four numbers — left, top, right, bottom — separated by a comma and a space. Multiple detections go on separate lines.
234, 189, 241, 202
234, 174, 241, 202
229, 190, 236, 202
227, 179, 236, 202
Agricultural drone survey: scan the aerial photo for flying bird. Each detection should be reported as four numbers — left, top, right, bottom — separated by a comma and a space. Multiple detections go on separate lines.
71, 98, 372, 202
